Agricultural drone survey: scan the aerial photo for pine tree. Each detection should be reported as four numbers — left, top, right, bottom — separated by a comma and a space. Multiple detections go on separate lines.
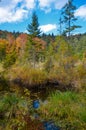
62, 0, 81, 37
27, 12, 41, 37
58, 16, 63, 35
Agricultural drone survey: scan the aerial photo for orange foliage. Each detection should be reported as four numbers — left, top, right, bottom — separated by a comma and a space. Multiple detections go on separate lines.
0, 38, 8, 54
0, 38, 8, 46
0, 32, 46, 58
33, 37, 46, 50
6, 33, 16, 53
16, 34, 28, 52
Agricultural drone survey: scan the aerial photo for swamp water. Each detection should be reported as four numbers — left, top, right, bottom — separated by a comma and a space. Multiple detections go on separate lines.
10, 83, 61, 130
31, 89, 60, 130
0, 74, 61, 130
0, 80, 60, 130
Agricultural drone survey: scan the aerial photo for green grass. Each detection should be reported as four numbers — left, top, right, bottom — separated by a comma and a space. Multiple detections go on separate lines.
39, 91, 86, 130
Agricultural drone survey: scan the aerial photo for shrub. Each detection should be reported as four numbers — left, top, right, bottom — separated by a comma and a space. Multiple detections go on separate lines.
3, 51, 17, 68
0, 90, 32, 130
0, 73, 9, 91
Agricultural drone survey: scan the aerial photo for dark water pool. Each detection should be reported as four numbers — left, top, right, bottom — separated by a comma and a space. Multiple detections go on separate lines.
9, 83, 61, 130
43, 121, 60, 130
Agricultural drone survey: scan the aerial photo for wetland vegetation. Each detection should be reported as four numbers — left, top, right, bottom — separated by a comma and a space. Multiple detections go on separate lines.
0, 0, 86, 129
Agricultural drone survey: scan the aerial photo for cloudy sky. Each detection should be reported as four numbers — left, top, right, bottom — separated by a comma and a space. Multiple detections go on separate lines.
0, 0, 86, 35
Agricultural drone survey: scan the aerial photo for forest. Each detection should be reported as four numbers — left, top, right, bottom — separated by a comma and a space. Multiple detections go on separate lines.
0, 0, 86, 130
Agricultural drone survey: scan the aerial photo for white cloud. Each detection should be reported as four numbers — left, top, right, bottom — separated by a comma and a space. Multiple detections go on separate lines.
75, 5, 86, 20
24, 0, 36, 9
55, 0, 68, 9
40, 24, 57, 33
0, 0, 35, 23
0, 7, 28, 23
38, 0, 52, 8
38, 0, 68, 12
0, 0, 68, 23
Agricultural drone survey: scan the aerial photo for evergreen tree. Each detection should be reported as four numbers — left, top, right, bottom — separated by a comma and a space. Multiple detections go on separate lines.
27, 12, 41, 37
58, 16, 63, 35
62, 0, 81, 37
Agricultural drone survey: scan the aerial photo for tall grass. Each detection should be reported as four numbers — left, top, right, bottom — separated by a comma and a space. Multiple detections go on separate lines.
7, 64, 47, 87
39, 91, 86, 129
0, 63, 3, 72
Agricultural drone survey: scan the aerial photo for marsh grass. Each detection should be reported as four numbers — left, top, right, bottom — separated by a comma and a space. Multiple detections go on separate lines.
0, 63, 3, 72
39, 91, 86, 129
0, 89, 33, 130
7, 64, 47, 87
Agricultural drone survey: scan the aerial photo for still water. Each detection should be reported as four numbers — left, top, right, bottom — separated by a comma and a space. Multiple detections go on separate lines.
9, 83, 60, 130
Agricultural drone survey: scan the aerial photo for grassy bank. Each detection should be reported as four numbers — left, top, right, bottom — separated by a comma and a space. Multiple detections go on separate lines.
3, 56, 86, 92
39, 91, 86, 130
6, 64, 48, 88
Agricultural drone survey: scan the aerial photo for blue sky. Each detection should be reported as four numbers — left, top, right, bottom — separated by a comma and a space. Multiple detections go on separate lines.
0, 0, 86, 35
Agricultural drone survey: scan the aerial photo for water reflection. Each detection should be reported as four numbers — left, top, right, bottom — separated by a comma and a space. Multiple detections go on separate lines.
43, 121, 60, 130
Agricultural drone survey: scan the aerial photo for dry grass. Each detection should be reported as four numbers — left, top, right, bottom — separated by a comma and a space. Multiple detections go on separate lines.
0, 63, 3, 72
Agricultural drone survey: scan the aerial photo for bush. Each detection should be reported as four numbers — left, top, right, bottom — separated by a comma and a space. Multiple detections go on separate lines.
3, 51, 17, 68
0, 90, 32, 130
0, 73, 9, 91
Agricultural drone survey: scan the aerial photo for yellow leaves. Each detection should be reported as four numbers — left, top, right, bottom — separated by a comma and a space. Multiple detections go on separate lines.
0, 39, 7, 57
0, 38, 8, 45
73, 62, 86, 90
24, 88, 30, 97
55, 36, 69, 55
47, 36, 86, 90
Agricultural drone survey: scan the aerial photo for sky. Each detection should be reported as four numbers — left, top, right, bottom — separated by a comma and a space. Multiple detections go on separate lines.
0, 0, 86, 35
